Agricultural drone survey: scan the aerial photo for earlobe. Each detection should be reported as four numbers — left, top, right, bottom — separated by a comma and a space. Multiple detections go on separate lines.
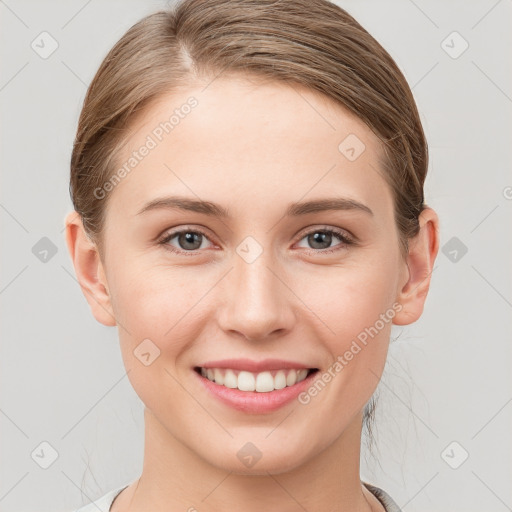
64, 211, 117, 327
393, 207, 440, 326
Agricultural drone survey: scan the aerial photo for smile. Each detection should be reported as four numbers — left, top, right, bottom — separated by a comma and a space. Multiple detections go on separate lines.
195, 367, 317, 392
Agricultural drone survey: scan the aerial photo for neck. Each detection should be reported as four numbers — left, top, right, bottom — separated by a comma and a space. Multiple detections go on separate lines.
115, 407, 379, 512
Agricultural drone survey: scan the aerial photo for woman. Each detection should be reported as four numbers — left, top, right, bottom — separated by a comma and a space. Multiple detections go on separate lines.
66, 0, 439, 510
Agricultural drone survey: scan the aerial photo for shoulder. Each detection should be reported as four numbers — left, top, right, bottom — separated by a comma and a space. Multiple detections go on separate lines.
362, 481, 402, 512
70, 484, 129, 512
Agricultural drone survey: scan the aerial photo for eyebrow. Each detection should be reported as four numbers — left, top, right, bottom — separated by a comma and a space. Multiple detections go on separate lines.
136, 195, 373, 218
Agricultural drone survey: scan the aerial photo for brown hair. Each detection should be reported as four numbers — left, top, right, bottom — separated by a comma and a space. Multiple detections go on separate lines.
69, 0, 429, 439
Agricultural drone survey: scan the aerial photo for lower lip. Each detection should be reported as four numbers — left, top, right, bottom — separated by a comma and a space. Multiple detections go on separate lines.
194, 369, 318, 414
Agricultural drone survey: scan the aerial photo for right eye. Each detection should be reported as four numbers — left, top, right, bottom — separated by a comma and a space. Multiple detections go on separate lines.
158, 228, 215, 255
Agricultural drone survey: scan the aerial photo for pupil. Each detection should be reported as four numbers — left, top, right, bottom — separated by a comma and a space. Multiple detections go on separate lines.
310, 232, 331, 249
181, 232, 201, 249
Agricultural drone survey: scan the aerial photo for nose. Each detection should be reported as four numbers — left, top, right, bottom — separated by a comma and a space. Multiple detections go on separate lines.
216, 248, 296, 342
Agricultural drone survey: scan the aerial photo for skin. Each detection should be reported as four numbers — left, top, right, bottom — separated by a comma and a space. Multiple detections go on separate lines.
66, 75, 439, 512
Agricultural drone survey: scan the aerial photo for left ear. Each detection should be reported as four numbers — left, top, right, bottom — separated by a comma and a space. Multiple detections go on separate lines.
393, 206, 440, 326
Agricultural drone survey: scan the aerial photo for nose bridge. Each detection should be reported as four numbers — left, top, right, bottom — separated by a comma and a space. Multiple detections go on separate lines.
217, 241, 293, 340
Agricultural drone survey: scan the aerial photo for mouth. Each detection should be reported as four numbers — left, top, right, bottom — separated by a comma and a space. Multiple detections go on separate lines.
193, 366, 319, 392
192, 358, 321, 413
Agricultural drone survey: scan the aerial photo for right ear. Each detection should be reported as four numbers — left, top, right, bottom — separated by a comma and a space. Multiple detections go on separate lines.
64, 211, 117, 327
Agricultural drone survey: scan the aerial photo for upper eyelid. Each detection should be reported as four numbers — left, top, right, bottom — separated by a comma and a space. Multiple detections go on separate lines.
159, 225, 353, 247
297, 225, 352, 239
158, 225, 216, 244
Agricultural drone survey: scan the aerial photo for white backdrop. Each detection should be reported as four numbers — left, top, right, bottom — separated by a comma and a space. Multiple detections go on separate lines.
1, 1, 511, 511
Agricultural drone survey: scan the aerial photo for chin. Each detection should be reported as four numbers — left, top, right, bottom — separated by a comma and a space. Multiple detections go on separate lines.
202, 439, 313, 476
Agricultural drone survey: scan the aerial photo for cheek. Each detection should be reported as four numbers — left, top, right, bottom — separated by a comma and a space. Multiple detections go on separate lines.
305, 259, 398, 343
110, 263, 212, 356
303, 262, 397, 403
109, 243, 398, 375
109, 247, 399, 353
110, 267, 204, 413
111, 261, 180, 325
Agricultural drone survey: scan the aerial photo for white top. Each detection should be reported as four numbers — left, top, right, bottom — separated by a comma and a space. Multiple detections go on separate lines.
72, 480, 402, 511
73, 483, 128, 512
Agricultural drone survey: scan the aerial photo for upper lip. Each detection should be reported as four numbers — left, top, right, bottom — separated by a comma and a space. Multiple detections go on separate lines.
196, 358, 318, 373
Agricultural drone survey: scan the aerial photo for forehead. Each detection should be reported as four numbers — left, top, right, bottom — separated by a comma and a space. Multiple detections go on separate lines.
106, 75, 393, 222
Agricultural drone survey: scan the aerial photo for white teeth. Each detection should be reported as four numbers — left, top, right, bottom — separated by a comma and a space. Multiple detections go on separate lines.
255, 371, 274, 392
214, 368, 224, 386
274, 370, 287, 390
238, 371, 255, 391
223, 369, 238, 388
286, 370, 297, 387
199, 367, 312, 392
297, 369, 308, 381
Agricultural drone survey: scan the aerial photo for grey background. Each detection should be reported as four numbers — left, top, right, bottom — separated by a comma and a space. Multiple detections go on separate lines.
1, 1, 511, 511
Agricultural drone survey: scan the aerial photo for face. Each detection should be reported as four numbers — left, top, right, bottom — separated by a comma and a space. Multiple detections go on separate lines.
90, 75, 410, 474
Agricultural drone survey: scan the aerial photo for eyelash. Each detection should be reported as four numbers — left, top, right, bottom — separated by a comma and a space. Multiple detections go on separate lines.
157, 226, 355, 256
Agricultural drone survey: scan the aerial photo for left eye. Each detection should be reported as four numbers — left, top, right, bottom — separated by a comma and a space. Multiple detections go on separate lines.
296, 228, 353, 253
